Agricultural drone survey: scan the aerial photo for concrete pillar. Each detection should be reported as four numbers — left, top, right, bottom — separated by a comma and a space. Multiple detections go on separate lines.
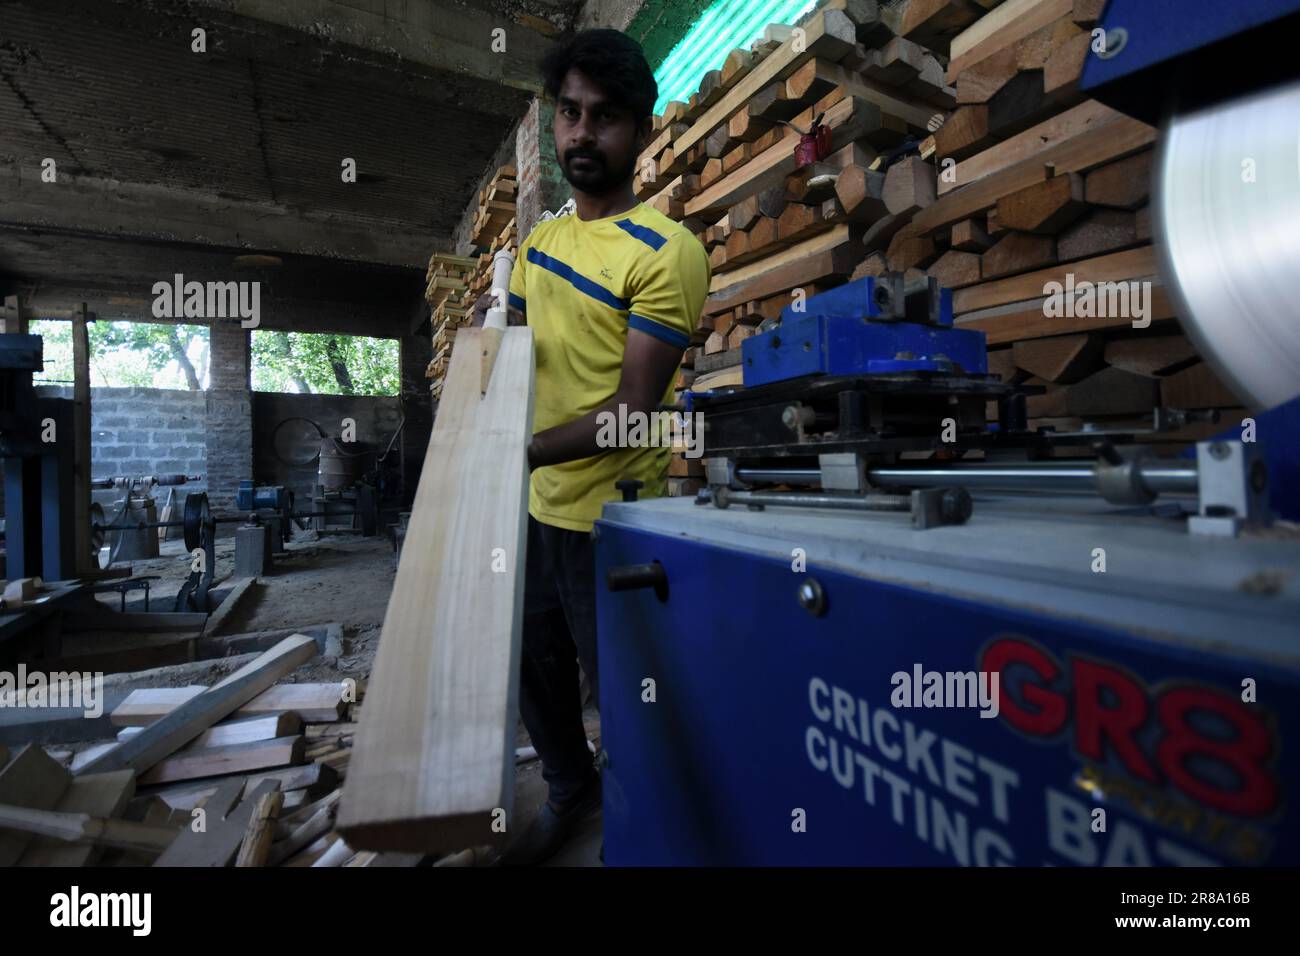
205, 320, 253, 517
515, 98, 570, 242
399, 331, 433, 506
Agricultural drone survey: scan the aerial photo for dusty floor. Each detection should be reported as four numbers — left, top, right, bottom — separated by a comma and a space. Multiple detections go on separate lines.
112, 528, 603, 866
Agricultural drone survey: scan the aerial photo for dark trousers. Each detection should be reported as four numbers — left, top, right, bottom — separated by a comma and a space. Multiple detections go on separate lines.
519, 515, 599, 807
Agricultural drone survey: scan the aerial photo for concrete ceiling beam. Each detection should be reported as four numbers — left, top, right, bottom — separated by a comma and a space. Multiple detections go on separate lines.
185, 0, 562, 93
0, 166, 447, 270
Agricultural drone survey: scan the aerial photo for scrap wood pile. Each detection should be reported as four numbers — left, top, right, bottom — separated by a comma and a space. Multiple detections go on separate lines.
643, 0, 1243, 491
0, 635, 410, 868
426, 165, 518, 402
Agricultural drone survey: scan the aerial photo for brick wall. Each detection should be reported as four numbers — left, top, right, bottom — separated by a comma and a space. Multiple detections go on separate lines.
515, 97, 570, 243
31, 384, 208, 509
206, 320, 253, 515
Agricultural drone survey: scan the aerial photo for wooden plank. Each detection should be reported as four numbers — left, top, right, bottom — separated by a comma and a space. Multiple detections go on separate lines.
1012, 333, 1103, 383
851, 250, 890, 280
144, 763, 337, 813
861, 35, 927, 87
729, 194, 761, 232
823, 0, 895, 46
153, 778, 281, 867
938, 100, 1150, 196
927, 249, 983, 288
948, 0, 1073, 82
639, 123, 691, 167
955, 46, 1018, 104
932, 104, 994, 163
1104, 335, 1198, 377
1085, 150, 1154, 209
0, 745, 72, 865
0, 803, 176, 854
77, 635, 317, 775
707, 242, 863, 315
339, 327, 533, 854
835, 163, 887, 221
981, 232, 1057, 280
111, 682, 347, 726
951, 217, 992, 251
899, 0, 985, 54
995, 173, 1087, 234
987, 70, 1050, 139
986, 207, 1006, 236
861, 210, 912, 252
234, 788, 283, 867
685, 93, 863, 218
911, 106, 1156, 237
709, 225, 855, 293
782, 58, 939, 130
986, 347, 1022, 384
1014, 14, 1085, 71
1042, 28, 1091, 98
139, 736, 304, 786
883, 156, 938, 216
1058, 209, 1139, 262
888, 232, 939, 271
674, 10, 858, 156
957, 245, 1157, 314
270, 791, 339, 865
956, 284, 1176, 344
18, 770, 135, 866
721, 47, 755, 86
119, 712, 301, 749
1072, 0, 1106, 25
201, 576, 258, 638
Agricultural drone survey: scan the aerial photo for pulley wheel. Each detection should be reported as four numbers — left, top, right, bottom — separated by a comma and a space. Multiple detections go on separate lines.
183, 492, 211, 551
89, 502, 106, 553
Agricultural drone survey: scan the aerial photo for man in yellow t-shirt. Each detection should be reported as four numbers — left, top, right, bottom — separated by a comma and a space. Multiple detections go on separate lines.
475, 28, 709, 865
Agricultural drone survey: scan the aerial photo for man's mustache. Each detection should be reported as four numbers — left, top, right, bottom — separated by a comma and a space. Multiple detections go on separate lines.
565, 150, 604, 165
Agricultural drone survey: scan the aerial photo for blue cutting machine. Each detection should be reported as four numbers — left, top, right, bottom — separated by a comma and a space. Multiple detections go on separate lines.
595, 266, 1300, 866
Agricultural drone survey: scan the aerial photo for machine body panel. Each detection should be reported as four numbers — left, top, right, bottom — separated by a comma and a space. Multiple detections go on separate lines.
596, 498, 1300, 866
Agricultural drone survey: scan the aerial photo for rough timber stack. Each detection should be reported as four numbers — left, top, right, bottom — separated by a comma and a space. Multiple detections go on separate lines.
885, 0, 1245, 445
425, 254, 476, 402
649, 0, 1247, 491
635, 0, 962, 495
425, 165, 519, 402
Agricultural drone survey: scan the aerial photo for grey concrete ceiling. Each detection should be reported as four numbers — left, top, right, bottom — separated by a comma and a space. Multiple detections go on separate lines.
0, 0, 581, 322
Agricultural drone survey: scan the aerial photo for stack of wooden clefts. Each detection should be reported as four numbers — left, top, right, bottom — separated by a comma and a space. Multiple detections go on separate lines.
0, 636, 410, 866
653, 0, 1242, 488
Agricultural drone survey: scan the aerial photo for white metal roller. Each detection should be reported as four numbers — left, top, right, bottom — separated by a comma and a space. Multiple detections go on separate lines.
1156, 79, 1300, 410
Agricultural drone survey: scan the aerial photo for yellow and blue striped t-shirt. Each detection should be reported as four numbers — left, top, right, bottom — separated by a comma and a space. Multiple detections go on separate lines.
508, 201, 710, 532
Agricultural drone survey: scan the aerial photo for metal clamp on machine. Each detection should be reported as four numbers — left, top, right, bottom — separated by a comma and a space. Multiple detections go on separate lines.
689, 273, 1280, 535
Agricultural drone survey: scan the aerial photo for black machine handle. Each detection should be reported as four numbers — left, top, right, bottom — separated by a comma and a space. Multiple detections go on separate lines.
606, 560, 668, 602
615, 479, 644, 502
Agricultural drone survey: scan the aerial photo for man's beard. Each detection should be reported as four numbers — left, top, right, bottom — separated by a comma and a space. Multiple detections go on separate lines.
560, 146, 637, 195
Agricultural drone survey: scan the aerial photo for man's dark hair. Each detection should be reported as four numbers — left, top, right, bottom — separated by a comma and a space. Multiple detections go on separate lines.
541, 29, 658, 123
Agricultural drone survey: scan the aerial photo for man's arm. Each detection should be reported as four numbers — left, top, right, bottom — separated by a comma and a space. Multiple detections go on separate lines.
526, 329, 682, 471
